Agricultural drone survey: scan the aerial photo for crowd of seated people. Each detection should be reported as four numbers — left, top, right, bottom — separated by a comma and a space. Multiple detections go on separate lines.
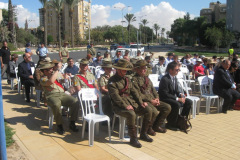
5, 46, 240, 149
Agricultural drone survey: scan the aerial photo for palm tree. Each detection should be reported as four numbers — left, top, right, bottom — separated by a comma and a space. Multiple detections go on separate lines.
161, 28, 165, 43
65, 0, 80, 48
153, 23, 160, 43
124, 13, 136, 44
49, 0, 64, 48
39, 0, 49, 46
141, 19, 148, 44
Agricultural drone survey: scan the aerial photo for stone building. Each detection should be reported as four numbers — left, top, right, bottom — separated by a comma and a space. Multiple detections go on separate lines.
226, 0, 240, 32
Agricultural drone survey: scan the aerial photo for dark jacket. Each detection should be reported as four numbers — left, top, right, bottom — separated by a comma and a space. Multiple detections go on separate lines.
18, 61, 35, 83
158, 74, 181, 101
0, 46, 11, 64
213, 66, 233, 95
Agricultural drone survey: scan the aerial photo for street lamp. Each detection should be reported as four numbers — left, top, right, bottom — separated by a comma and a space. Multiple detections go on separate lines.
139, 15, 146, 44
114, 6, 126, 43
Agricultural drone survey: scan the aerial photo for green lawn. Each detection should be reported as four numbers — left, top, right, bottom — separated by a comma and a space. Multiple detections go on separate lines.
5, 122, 15, 147
11, 51, 24, 55
173, 50, 228, 57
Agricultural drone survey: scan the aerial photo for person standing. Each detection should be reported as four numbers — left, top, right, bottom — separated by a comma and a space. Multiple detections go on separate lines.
39, 61, 79, 135
213, 60, 240, 113
59, 41, 69, 63
36, 43, 48, 61
25, 43, 33, 55
18, 53, 35, 102
133, 60, 171, 133
108, 59, 154, 148
0, 41, 11, 84
158, 61, 192, 130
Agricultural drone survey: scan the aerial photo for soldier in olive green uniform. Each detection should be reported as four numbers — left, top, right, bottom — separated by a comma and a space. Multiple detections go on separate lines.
73, 58, 98, 91
133, 60, 171, 134
98, 60, 113, 118
108, 59, 154, 148
59, 41, 69, 63
87, 43, 96, 58
39, 62, 79, 135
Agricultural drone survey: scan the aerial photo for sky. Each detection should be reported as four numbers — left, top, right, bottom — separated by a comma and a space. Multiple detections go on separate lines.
0, 0, 226, 32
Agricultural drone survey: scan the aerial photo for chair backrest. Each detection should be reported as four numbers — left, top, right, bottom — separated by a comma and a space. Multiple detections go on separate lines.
88, 66, 95, 74
15, 67, 18, 79
78, 89, 104, 117
75, 62, 80, 68
95, 66, 101, 72
198, 76, 211, 95
60, 63, 68, 73
148, 74, 160, 87
178, 79, 190, 97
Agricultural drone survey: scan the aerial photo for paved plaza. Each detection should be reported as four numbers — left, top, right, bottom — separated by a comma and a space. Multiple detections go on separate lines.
2, 80, 240, 160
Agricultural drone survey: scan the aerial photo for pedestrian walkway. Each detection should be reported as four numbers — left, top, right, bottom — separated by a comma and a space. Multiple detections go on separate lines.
2, 80, 240, 160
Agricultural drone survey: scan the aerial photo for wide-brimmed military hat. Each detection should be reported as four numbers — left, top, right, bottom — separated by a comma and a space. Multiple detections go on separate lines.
80, 58, 89, 65
207, 59, 217, 64
113, 59, 133, 71
38, 62, 55, 70
64, 41, 69, 44
101, 60, 113, 68
135, 60, 148, 68
130, 58, 139, 66
43, 57, 52, 62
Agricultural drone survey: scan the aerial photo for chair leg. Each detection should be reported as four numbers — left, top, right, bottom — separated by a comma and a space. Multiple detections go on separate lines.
119, 117, 125, 140
11, 79, 14, 90
48, 107, 54, 129
107, 119, 111, 142
82, 120, 86, 139
36, 90, 41, 108
89, 121, 94, 146
192, 100, 196, 119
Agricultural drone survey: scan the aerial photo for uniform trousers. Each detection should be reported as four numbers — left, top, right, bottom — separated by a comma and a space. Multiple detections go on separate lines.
162, 98, 192, 127
113, 105, 153, 126
1, 63, 10, 82
47, 92, 79, 125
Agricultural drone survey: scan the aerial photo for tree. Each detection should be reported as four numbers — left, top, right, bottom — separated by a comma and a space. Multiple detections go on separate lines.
47, 35, 54, 44
166, 31, 170, 43
49, 0, 64, 48
153, 23, 160, 43
65, 0, 80, 48
161, 28, 165, 43
141, 19, 148, 43
39, 0, 49, 46
0, 23, 10, 42
124, 13, 136, 44
205, 26, 222, 50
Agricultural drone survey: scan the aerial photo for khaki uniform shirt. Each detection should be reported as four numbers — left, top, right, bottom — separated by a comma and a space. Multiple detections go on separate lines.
73, 71, 96, 88
40, 76, 65, 98
108, 74, 143, 110
60, 47, 68, 57
132, 74, 159, 102
99, 73, 110, 94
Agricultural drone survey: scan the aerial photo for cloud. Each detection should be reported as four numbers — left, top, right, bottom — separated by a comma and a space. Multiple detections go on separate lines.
91, 4, 111, 27
91, 1, 195, 33
0, 2, 39, 28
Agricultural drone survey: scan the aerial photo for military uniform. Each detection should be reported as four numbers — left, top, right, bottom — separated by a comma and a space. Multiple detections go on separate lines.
132, 73, 171, 133
40, 74, 79, 126
60, 47, 69, 63
108, 59, 154, 148
73, 71, 96, 88
87, 47, 96, 57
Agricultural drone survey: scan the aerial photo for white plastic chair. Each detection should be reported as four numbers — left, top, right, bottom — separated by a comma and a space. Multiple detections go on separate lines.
88, 66, 95, 75
178, 79, 200, 119
35, 90, 41, 108
15, 67, 21, 94
148, 74, 160, 90
197, 76, 220, 114
78, 89, 111, 146
48, 105, 66, 129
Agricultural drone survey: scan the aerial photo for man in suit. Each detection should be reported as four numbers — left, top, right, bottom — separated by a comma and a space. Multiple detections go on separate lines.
213, 60, 240, 113
18, 53, 35, 102
158, 61, 192, 130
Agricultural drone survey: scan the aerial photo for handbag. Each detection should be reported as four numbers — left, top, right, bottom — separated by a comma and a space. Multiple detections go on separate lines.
177, 115, 192, 134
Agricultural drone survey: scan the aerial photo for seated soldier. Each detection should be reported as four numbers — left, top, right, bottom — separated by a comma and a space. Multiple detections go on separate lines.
133, 60, 171, 133
39, 61, 79, 135
108, 59, 154, 148
74, 58, 98, 91
98, 60, 113, 118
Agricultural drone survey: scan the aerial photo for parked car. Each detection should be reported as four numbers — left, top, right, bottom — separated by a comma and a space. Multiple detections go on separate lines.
129, 44, 144, 55
110, 43, 119, 50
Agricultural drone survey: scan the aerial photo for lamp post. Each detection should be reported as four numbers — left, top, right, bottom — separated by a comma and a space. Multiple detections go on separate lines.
139, 15, 146, 44
88, 0, 91, 45
114, 6, 126, 43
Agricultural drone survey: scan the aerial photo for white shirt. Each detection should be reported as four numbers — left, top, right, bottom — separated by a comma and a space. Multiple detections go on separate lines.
164, 57, 173, 66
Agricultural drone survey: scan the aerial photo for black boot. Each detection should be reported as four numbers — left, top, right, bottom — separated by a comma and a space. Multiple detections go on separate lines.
69, 121, 79, 132
57, 125, 65, 135
147, 121, 156, 136
128, 125, 142, 148
140, 120, 153, 142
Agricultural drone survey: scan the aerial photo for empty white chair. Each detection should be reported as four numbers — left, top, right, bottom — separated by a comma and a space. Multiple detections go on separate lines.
78, 89, 111, 146
178, 79, 200, 119
197, 76, 220, 114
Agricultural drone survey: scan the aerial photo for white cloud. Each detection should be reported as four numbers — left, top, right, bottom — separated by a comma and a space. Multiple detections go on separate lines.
91, 4, 111, 27
0, 2, 39, 28
112, 3, 126, 10
91, 1, 196, 33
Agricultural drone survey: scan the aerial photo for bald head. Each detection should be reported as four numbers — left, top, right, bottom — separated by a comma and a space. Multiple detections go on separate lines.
222, 59, 231, 70
23, 53, 31, 62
